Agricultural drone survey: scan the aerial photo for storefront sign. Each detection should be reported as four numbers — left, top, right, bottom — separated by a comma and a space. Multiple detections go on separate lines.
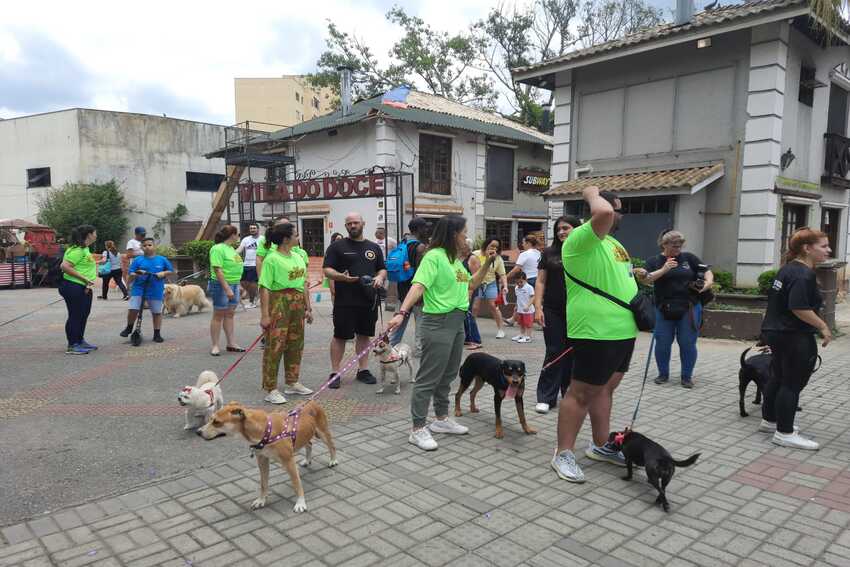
518, 169, 550, 193
239, 174, 386, 202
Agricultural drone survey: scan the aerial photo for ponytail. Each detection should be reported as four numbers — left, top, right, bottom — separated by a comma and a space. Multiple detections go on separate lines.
785, 227, 828, 263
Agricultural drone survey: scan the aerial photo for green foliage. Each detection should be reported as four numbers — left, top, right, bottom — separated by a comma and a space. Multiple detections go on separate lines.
151, 204, 188, 241
156, 244, 178, 258
37, 180, 129, 251
179, 240, 214, 270
578, 0, 664, 47
713, 270, 734, 293
757, 269, 778, 296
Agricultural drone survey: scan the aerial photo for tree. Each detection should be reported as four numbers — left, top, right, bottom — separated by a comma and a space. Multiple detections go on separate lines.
37, 180, 129, 250
578, 0, 665, 48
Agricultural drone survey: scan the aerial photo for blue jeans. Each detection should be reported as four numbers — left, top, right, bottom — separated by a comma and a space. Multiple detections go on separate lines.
58, 280, 93, 346
464, 311, 481, 344
653, 303, 702, 380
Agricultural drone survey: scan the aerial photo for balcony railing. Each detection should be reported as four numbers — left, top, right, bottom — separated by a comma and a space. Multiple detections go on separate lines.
823, 133, 850, 188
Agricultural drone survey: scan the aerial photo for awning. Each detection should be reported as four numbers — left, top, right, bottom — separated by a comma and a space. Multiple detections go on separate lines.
405, 203, 464, 216
543, 163, 724, 199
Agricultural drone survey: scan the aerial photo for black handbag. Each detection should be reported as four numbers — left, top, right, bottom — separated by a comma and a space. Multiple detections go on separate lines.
659, 298, 690, 321
565, 270, 656, 331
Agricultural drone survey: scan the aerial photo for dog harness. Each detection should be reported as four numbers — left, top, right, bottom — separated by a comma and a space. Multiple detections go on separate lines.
249, 410, 301, 451
181, 387, 216, 408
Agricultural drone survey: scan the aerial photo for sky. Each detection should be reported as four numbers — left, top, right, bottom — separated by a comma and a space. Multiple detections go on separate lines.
0, 0, 692, 125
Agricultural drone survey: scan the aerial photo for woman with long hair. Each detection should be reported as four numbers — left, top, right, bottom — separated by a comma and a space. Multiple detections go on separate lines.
59, 225, 98, 354
471, 237, 508, 338
259, 222, 314, 404
386, 215, 496, 451
533, 216, 581, 413
759, 227, 832, 450
98, 240, 129, 300
208, 225, 244, 356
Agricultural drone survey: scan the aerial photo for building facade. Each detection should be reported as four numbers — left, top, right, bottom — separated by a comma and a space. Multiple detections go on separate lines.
0, 109, 227, 246
234, 75, 335, 131
514, 0, 850, 286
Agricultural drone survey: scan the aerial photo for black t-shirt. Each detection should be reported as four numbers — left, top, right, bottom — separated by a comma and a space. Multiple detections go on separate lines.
644, 252, 702, 302
762, 261, 823, 333
538, 245, 566, 313
322, 238, 386, 307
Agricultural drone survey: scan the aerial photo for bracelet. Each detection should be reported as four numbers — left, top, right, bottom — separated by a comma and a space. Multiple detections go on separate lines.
398, 309, 411, 318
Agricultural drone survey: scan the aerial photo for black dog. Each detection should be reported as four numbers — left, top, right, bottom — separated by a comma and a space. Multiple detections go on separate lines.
609, 430, 700, 512
454, 353, 536, 439
739, 346, 809, 417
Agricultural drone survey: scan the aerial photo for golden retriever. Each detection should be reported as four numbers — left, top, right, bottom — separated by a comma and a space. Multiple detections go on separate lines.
163, 283, 211, 317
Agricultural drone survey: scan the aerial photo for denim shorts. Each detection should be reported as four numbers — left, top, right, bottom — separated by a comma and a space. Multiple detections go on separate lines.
474, 281, 499, 300
208, 281, 240, 310
128, 296, 163, 313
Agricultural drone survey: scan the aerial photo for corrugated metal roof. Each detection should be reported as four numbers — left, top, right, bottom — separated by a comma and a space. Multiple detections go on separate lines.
270, 90, 553, 146
544, 163, 725, 198
514, 0, 809, 78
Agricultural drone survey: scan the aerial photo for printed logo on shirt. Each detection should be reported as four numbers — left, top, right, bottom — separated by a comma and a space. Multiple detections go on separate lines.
456, 269, 470, 283
288, 267, 306, 280
772, 280, 783, 291
365, 250, 376, 261
612, 244, 630, 263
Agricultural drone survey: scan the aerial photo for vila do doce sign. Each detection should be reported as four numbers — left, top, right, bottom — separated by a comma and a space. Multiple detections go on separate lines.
239, 174, 386, 202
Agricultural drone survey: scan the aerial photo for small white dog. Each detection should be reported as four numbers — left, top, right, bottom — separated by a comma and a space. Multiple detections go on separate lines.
177, 370, 224, 430
372, 341, 414, 395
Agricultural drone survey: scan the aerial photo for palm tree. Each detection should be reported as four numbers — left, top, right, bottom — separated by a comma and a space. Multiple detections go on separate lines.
809, 0, 847, 40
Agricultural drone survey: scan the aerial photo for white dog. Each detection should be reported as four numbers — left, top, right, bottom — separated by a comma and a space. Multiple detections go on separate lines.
177, 370, 224, 430
163, 284, 212, 318
372, 341, 414, 395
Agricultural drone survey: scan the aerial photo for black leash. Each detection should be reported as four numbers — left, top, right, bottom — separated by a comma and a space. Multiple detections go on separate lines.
0, 297, 66, 328
629, 333, 656, 430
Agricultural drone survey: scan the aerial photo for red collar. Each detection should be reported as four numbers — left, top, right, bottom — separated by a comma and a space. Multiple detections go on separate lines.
182, 387, 215, 407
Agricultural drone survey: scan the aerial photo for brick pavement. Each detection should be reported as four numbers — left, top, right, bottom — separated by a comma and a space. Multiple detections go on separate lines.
2, 289, 850, 565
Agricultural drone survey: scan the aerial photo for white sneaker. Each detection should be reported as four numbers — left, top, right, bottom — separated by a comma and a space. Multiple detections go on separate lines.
518, 336, 532, 343
758, 419, 799, 433
496, 329, 505, 339
772, 431, 819, 450
284, 382, 314, 395
551, 450, 585, 483
264, 389, 287, 404
511, 335, 523, 342
504, 318, 515, 327
409, 428, 438, 451
535, 403, 549, 414
246, 303, 257, 309
429, 418, 469, 435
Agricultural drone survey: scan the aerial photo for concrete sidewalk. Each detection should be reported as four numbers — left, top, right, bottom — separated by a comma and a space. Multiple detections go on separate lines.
2, 288, 850, 566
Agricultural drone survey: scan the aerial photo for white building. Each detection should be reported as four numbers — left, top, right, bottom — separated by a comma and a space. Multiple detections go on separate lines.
0, 109, 227, 246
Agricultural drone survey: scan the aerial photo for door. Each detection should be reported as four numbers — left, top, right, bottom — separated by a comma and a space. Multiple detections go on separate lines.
301, 218, 325, 257
781, 203, 808, 257
828, 84, 848, 135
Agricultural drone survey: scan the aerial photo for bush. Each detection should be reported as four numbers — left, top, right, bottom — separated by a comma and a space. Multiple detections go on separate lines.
156, 244, 178, 258
37, 180, 129, 251
179, 240, 214, 269
713, 270, 734, 292
757, 269, 778, 295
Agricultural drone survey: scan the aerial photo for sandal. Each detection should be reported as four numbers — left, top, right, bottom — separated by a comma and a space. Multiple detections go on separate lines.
226, 346, 246, 353
210, 348, 221, 356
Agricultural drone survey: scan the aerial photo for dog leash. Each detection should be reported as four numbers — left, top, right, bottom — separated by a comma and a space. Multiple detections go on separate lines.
215, 332, 266, 386
540, 346, 574, 372
175, 269, 207, 285
0, 297, 65, 328
628, 333, 656, 430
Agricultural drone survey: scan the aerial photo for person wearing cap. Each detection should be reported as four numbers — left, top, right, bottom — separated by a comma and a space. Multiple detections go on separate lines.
124, 227, 147, 289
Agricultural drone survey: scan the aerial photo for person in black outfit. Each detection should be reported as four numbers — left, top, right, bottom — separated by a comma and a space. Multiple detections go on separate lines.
759, 227, 832, 450
322, 212, 387, 388
637, 230, 713, 388
532, 215, 582, 414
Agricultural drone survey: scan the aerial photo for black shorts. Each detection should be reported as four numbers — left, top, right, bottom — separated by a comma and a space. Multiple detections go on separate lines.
569, 338, 636, 386
241, 267, 258, 283
333, 304, 378, 340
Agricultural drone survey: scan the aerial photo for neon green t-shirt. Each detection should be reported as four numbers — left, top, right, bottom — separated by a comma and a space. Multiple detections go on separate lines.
63, 246, 96, 286
412, 248, 470, 314
562, 222, 638, 340
256, 236, 308, 266
209, 242, 244, 284
258, 249, 307, 291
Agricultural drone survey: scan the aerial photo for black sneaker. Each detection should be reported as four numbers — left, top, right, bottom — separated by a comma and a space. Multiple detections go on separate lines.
681, 378, 693, 389
328, 373, 341, 389
654, 375, 669, 385
153, 334, 164, 343
356, 370, 377, 385
119, 327, 132, 338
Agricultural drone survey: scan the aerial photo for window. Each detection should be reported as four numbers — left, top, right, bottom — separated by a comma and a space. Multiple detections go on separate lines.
186, 172, 225, 192
486, 145, 514, 200
821, 207, 840, 258
26, 167, 51, 188
565, 196, 671, 216
312, 97, 320, 110
419, 134, 452, 195
517, 221, 544, 249
781, 203, 809, 257
485, 220, 512, 250
295, 110, 302, 122
295, 91, 301, 103
799, 66, 816, 107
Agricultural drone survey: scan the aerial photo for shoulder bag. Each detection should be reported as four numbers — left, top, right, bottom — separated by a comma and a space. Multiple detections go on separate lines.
564, 269, 655, 331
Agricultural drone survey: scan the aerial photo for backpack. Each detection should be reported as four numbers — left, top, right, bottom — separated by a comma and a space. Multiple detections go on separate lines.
386, 238, 419, 282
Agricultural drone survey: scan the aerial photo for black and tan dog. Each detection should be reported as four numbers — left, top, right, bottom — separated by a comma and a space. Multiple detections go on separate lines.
739, 346, 810, 417
454, 353, 537, 439
609, 429, 700, 512
198, 401, 337, 513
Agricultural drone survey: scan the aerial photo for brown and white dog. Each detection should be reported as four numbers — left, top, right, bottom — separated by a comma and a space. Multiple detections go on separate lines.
163, 284, 211, 317
198, 401, 337, 513
177, 370, 224, 430
372, 340, 414, 395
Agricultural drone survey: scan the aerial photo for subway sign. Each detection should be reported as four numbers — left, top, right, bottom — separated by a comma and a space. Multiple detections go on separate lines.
518, 169, 550, 192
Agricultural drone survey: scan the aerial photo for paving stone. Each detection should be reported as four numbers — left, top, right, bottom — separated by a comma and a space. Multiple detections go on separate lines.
407, 539, 467, 567
1, 523, 33, 545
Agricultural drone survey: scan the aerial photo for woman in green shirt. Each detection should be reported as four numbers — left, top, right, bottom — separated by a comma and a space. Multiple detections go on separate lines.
387, 215, 495, 451
208, 225, 244, 356
59, 225, 98, 355
258, 223, 314, 404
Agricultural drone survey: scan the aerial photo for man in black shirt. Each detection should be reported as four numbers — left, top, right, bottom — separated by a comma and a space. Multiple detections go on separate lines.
323, 212, 387, 388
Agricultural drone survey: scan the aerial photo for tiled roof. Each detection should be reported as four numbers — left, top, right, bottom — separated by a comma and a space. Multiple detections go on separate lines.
544, 163, 725, 198
514, 0, 809, 78
270, 89, 553, 146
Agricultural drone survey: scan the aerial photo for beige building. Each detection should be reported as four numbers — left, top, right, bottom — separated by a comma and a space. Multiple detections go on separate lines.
234, 75, 335, 131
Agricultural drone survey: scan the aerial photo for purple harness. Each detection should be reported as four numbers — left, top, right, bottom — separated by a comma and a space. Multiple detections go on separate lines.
250, 410, 301, 451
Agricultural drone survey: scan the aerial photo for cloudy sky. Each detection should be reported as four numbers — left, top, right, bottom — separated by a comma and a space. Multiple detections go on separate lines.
1, 0, 687, 125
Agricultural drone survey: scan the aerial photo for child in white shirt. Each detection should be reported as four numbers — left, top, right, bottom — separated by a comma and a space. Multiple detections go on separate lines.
512, 272, 535, 343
